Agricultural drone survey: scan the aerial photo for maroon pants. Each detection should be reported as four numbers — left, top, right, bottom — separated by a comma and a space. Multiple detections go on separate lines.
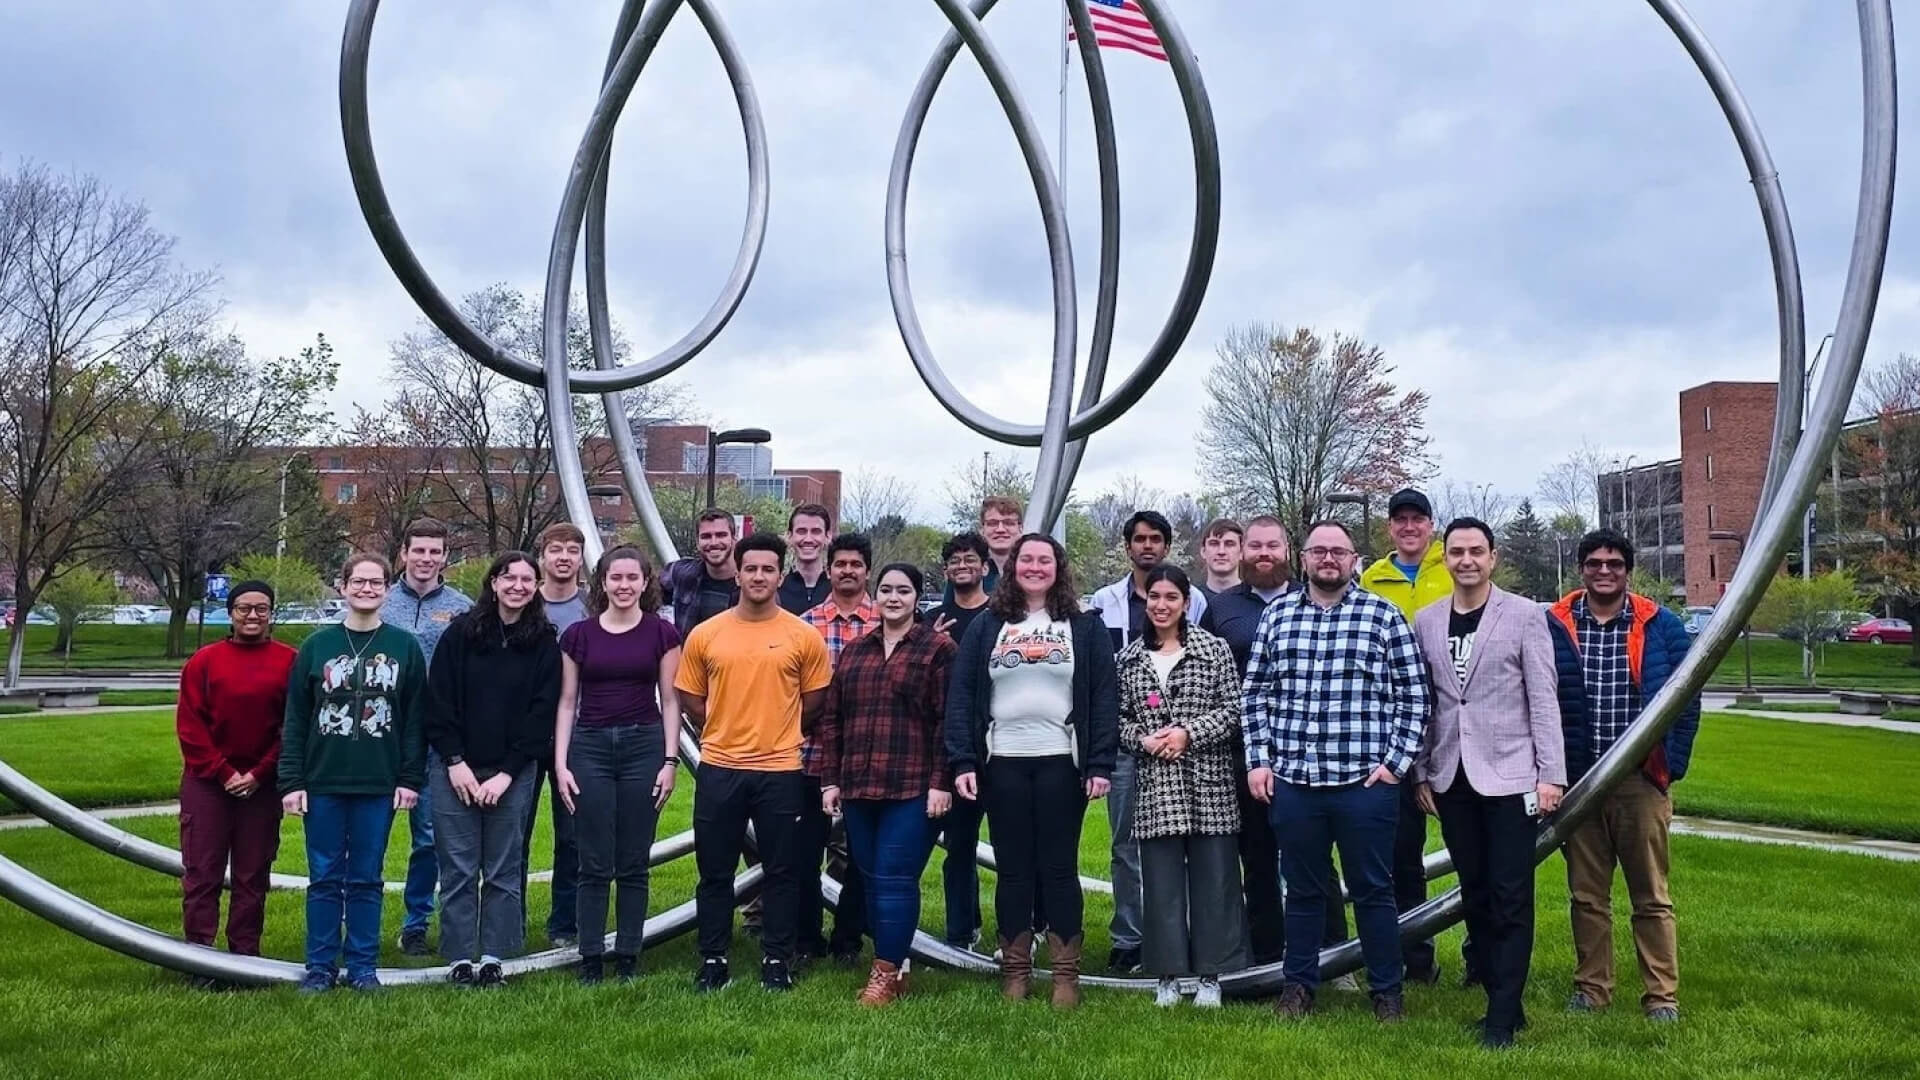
179, 771, 282, 955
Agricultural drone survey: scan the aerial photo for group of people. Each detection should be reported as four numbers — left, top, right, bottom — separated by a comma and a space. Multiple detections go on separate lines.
172, 488, 1699, 1047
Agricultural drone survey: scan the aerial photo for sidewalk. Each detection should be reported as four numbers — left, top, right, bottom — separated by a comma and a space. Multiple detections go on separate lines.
1704, 693, 1920, 736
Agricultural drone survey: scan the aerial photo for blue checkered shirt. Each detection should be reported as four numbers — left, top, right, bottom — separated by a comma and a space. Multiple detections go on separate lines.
1241, 584, 1431, 786
1573, 595, 1637, 758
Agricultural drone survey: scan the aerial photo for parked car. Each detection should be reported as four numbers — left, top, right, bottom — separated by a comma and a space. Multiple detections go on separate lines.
1682, 607, 1714, 636
1781, 609, 1873, 643
1845, 617, 1913, 645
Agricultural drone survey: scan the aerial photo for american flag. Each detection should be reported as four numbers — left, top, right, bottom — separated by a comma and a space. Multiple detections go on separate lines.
1068, 0, 1168, 63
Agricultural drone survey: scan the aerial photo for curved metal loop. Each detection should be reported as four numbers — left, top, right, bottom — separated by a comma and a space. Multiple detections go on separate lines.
339, 0, 768, 396
884, 0, 1222, 504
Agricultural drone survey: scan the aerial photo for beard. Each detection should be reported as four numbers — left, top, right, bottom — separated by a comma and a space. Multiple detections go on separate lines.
1241, 558, 1291, 591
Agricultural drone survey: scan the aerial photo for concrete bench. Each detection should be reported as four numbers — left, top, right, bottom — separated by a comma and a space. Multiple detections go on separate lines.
1883, 693, 1920, 710
1833, 691, 1890, 716
35, 686, 105, 709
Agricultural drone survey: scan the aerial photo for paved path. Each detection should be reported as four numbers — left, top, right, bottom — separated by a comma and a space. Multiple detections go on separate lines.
1703, 693, 1920, 736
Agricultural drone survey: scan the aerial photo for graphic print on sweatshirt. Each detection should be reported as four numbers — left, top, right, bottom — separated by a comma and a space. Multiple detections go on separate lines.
317, 649, 403, 741
989, 622, 1073, 669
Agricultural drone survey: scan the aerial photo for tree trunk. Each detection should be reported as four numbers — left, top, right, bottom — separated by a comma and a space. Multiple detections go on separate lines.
4, 614, 25, 689
54, 620, 75, 655
166, 603, 192, 659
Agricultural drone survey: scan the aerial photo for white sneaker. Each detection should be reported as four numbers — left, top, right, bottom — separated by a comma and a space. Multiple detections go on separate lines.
1332, 972, 1362, 993
1154, 977, 1181, 1008
1194, 977, 1222, 1008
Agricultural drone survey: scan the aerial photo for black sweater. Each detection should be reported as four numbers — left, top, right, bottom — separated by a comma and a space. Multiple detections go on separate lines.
943, 609, 1119, 781
424, 612, 562, 778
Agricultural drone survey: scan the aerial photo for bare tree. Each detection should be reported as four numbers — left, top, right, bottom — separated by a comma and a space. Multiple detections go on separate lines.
1433, 480, 1514, 531
1537, 440, 1611, 528
108, 333, 337, 656
1085, 474, 1166, 547
841, 467, 916, 532
337, 397, 442, 557
0, 165, 214, 686
1196, 323, 1432, 531
943, 451, 1033, 530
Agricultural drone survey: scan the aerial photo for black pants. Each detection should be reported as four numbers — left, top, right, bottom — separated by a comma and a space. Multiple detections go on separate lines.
570, 725, 663, 959
1236, 770, 1284, 963
982, 755, 1086, 941
1394, 781, 1437, 975
940, 794, 1046, 942
693, 764, 804, 962
1435, 776, 1536, 1031
521, 759, 580, 939
796, 774, 867, 954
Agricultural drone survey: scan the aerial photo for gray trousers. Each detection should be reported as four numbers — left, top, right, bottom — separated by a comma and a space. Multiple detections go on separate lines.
1106, 755, 1143, 950
571, 724, 665, 959
431, 762, 536, 963
1142, 833, 1248, 978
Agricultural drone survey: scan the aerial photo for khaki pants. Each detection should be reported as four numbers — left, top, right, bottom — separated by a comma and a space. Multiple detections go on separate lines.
1563, 773, 1678, 1011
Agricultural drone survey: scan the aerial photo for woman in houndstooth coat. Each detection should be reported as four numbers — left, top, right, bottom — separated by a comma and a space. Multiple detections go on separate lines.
1117, 565, 1248, 1008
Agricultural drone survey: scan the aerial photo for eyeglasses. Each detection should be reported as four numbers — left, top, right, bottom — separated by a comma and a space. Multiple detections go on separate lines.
1302, 547, 1355, 560
230, 603, 273, 616
344, 578, 386, 590
945, 555, 982, 567
1582, 558, 1628, 573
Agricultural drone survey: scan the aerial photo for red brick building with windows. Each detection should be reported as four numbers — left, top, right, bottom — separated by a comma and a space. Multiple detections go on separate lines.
1679, 382, 1777, 606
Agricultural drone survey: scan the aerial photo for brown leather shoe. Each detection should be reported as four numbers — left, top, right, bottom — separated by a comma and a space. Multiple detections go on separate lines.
1373, 991, 1406, 1023
999, 933, 1033, 1001
857, 959, 903, 1007
1274, 982, 1313, 1019
1047, 932, 1083, 1010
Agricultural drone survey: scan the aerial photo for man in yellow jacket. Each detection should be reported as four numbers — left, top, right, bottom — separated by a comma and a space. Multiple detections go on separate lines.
1357, 489, 1454, 987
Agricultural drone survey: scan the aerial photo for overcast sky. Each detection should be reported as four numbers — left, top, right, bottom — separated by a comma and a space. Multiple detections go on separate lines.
4, 1, 1916, 521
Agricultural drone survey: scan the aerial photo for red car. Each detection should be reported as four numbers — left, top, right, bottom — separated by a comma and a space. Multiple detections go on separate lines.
1845, 617, 1913, 645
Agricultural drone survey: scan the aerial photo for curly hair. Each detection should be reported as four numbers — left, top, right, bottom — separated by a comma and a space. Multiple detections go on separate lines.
988, 533, 1080, 622
588, 545, 663, 615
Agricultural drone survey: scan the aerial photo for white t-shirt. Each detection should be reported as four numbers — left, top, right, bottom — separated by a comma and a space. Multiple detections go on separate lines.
1147, 646, 1185, 692
986, 612, 1076, 758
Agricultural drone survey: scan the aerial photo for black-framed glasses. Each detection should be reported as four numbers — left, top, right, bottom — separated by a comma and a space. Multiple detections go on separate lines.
1303, 546, 1355, 560
230, 604, 272, 616
1582, 558, 1628, 573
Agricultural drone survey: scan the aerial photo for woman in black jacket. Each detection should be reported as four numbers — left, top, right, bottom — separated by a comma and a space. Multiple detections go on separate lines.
946, 532, 1117, 1008
426, 551, 562, 987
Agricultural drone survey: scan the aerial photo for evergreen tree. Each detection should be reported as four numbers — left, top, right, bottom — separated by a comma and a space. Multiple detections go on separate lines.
1502, 499, 1558, 600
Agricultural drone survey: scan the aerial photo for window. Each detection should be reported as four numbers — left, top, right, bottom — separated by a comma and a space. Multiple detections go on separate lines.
1706, 454, 1715, 480
335, 482, 358, 504
327, 454, 345, 471
599, 492, 622, 506
1707, 504, 1715, 528
1704, 405, 1713, 431
1709, 553, 1718, 579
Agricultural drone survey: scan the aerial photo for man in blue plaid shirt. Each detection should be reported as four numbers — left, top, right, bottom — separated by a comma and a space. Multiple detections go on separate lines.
1243, 520, 1431, 1022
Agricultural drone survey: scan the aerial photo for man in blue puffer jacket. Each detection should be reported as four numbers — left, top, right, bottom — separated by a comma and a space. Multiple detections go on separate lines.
1546, 528, 1699, 1024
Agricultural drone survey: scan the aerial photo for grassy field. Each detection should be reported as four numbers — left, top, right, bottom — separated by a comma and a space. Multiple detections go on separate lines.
1711, 636, 1920, 690
0, 800, 1916, 1078
95, 690, 179, 707
5, 624, 318, 672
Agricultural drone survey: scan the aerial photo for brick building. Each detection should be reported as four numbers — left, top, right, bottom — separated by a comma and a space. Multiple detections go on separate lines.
1679, 382, 1777, 606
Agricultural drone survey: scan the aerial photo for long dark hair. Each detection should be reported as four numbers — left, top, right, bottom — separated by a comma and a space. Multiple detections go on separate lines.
588, 545, 662, 615
467, 550, 552, 649
988, 532, 1080, 622
1140, 564, 1191, 650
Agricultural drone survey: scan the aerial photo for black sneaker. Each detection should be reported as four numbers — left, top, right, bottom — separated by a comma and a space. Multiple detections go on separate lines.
187, 974, 226, 992
1372, 991, 1406, 1023
829, 941, 862, 969
760, 957, 795, 992
475, 961, 504, 989
577, 956, 604, 986
398, 928, 430, 957
1106, 946, 1142, 974
448, 961, 476, 987
297, 967, 336, 995
1480, 1026, 1515, 1050
694, 957, 730, 993
1274, 982, 1313, 1019
345, 972, 382, 993
613, 954, 638, 984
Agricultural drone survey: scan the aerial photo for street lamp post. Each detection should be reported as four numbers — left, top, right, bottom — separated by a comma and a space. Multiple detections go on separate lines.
1709, 529, 1760, 704
704, 427, 773, 513
275, 453, 305, 569
1801, 332, 1835, 682
1327, 492, 1372, 562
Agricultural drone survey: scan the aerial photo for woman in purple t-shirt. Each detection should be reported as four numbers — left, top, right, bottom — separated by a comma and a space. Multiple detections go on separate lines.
554, 545, 682, 984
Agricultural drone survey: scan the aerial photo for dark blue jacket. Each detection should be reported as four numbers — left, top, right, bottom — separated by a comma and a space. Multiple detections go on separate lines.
1548, 592, 1701, 791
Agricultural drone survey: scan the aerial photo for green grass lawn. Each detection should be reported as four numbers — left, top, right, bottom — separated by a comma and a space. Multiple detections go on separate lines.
6, 624, 319, 672
1675, 713, 1920, 842
95, 689, 179, 707
0, 808, 1915, 1078
1712, 637, 1920, 690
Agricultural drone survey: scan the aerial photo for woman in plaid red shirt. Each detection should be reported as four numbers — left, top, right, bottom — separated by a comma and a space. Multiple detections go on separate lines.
816, 562, 956, 1006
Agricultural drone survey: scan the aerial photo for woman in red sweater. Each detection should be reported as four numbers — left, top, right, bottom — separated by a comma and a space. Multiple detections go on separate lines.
175, 579, 297, 980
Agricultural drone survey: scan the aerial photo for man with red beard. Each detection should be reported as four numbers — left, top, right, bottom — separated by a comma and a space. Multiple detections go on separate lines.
1198, 515, 1294, 965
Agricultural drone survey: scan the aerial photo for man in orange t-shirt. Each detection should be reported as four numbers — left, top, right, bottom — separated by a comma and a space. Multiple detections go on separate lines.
677, 532, 832, 993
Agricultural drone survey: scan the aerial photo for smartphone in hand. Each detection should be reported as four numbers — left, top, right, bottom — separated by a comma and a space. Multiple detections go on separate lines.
1523, 790, 1541, 817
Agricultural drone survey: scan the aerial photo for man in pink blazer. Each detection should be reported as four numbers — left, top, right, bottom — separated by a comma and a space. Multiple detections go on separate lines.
1411, 517, 1567, 1050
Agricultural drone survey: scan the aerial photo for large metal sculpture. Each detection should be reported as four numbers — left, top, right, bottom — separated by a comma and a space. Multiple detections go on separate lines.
0, 0, 1898, 997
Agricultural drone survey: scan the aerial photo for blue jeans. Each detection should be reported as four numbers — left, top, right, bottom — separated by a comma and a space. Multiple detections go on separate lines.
843, 796, 938, 965
1270, 778, 1402, 996
401, 751, 438, 935
305, 793, 396, 979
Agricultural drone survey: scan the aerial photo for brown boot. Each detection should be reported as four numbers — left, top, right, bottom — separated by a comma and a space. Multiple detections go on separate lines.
999, 933, 1034, 1000
856, 959, 903, 1007
1048, 932, 1083, 1009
